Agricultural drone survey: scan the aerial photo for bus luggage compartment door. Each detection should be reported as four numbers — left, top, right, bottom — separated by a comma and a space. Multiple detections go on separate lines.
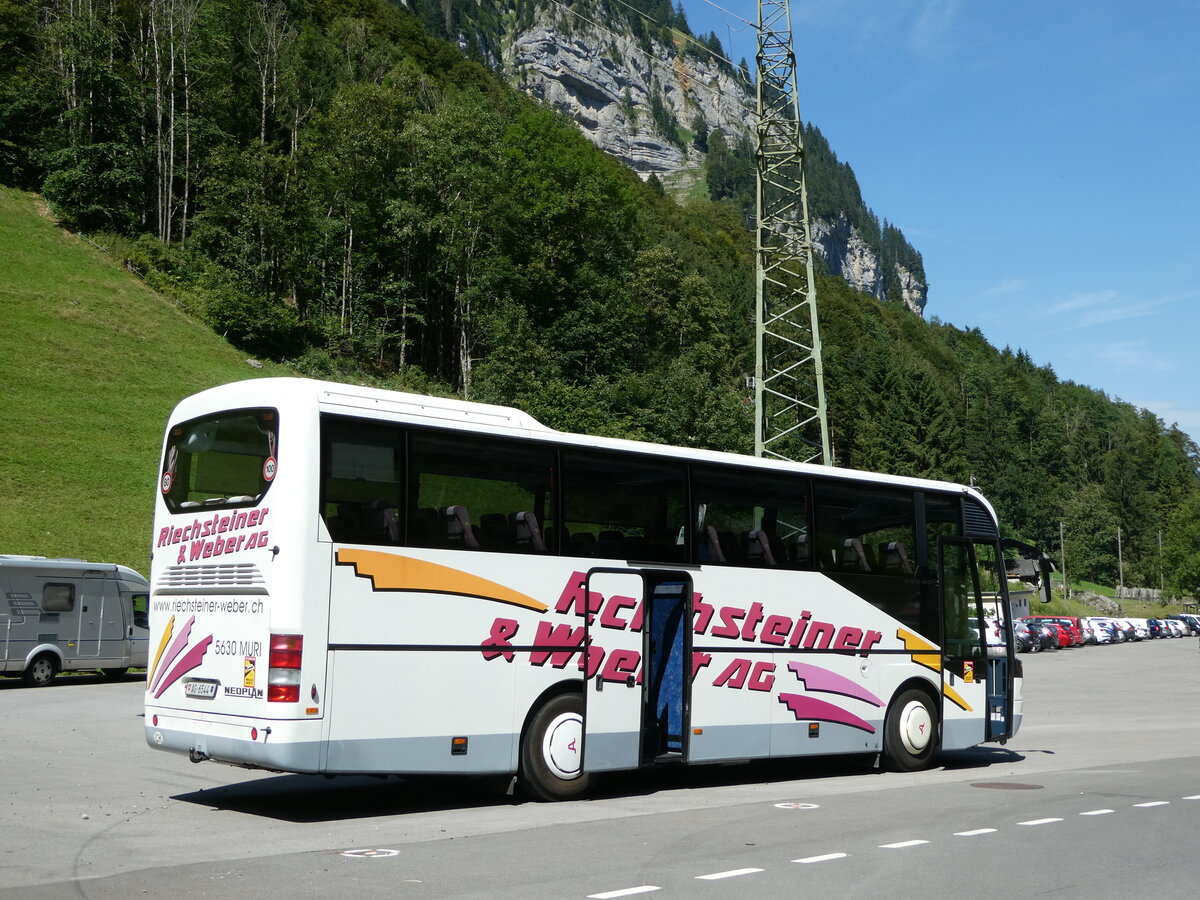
582, 568, 692, 773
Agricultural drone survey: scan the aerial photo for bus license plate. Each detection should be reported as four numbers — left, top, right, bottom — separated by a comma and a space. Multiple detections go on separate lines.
183, 678, 219, 699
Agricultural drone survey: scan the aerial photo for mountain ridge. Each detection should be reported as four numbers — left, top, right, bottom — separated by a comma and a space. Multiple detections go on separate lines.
418, 0, 928, 313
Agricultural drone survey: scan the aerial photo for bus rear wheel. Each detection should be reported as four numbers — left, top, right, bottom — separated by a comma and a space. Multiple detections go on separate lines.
519, 693, 593, 802
882, 688, 937, 771
23, 654, 58, 687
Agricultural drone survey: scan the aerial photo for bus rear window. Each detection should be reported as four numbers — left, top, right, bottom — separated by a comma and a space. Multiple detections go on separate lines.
161, 409, 278, 512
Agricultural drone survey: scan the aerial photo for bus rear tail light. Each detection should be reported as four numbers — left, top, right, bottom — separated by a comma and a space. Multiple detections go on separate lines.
267, 634, 303, 702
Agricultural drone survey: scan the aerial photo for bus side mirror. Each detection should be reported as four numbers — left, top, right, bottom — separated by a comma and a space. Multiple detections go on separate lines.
1039, 558, 1053, 603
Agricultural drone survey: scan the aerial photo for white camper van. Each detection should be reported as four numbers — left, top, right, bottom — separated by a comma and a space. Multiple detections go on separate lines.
1, 555, 150, 686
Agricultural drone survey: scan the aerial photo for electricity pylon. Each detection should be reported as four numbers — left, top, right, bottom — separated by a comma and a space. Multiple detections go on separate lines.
754, 0, 831, 465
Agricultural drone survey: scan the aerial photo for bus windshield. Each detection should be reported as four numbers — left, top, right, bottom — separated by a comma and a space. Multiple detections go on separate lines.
160, 408, 278, 512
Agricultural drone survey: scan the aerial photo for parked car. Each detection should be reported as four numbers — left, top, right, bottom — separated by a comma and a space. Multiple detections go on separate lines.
1051, 616, 1086, 646
1086, 617, 1114, 644
1024, 616, 1076, 647
968, 616, 1006, 655
1167, 615, 1197, 636
1013, 620, 1039, 652
1021, 617, 1061, 650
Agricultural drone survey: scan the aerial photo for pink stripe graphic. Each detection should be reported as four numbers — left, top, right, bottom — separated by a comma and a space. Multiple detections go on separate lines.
149, 616, 195, 693
153, 635, 214, 699
786, 661, 883, 706
777, 693, 877, 733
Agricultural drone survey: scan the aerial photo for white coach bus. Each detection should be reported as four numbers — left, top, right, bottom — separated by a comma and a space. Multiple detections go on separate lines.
144, 378, 1048, 800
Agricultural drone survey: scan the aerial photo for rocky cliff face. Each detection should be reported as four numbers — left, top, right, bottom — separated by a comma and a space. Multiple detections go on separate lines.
492, 2, 927, 315
811, 215, 927, 314
503, 10, 748, 177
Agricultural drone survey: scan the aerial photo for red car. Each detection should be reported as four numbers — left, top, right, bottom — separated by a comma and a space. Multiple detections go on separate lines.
1049, 616, 1086, 646
1023, 616, 1076, 648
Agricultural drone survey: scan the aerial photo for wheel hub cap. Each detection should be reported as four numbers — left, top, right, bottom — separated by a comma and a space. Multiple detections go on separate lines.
543, 712, 583, 780
899, 701, 932, 755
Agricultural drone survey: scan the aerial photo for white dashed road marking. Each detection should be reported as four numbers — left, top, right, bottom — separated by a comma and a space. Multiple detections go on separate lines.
585, 792, 1200, 896
695, 868, 763, 881
793, 852, 849, 864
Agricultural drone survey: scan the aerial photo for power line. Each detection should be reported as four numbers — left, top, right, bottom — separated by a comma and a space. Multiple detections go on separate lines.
696, 0, 757, 30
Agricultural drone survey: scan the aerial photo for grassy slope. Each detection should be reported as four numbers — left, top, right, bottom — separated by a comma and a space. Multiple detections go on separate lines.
0, 188, 289, 575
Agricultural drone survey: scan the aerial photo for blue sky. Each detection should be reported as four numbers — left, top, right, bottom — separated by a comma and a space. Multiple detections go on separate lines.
683, 0, 1200, 442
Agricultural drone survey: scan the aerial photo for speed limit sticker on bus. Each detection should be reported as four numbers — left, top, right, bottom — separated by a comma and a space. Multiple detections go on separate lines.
263, 456, 277, 481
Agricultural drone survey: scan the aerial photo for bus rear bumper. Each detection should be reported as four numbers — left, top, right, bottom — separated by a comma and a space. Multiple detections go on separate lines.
145, 712, 322, 773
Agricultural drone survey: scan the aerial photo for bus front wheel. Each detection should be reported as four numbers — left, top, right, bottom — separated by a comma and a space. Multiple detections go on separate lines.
882, 688, 937, 771
519, 693, 593, 802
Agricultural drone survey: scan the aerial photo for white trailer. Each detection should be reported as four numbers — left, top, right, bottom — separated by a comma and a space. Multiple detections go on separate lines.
0, 555, 150, 686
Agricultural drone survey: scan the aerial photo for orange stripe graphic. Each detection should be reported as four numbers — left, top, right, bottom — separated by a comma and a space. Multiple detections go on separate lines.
897, 627, 942, 673
336, 549, 548, 612
943, 682, 973, 712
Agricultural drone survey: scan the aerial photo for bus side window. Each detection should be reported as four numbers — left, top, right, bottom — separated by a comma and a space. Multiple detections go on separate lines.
691, 465, 810, 569
560, 449, 686, 563
408, 431, 556, 554
320, 417, 402, 546
813, 479, 921, 630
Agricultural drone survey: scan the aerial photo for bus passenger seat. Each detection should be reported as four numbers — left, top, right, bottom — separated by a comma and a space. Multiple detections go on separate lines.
840, 538, 871, 572
764, 532, 787, 565
595, 532, 624, 558
571, 532, 597, 556
327, 502, 363, 542
744, 530, 777, 566
365, 498, 400, 543
880, 541, 913, 575
409, 507, 439, 546
442, 505, 480, 549
791, 534, 811, 566
705, 525, 727, 563
544, 526, 569, 553
480, 513, 515, 551
511, 511, 548, 553
623, 535, 648, 558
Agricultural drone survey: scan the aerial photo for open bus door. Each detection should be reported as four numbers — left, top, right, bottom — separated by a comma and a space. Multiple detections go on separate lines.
582, 568, 693, 773
939, 537, 1015, 745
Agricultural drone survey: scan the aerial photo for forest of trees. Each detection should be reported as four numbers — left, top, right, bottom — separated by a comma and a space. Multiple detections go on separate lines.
2, 0, 1198, 596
